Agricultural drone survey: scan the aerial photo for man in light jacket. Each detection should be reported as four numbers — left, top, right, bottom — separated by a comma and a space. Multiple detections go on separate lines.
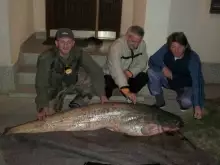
103, 26, 149, 103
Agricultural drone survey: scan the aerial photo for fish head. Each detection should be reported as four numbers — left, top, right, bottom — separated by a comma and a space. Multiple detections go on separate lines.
136, 104, 184, 130
129, 103, 185, 136
155, 109, 184, 130
140, 109, 184, 136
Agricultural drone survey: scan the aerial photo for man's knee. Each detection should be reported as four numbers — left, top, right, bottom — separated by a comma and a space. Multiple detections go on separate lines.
147, 68, 161, 81
135, 72, 148, 79
147, 68, 164, 94
104, 75, 118, 98
179, 97, 192, 109
104, 75, 117, 87
129, 72, 148, 93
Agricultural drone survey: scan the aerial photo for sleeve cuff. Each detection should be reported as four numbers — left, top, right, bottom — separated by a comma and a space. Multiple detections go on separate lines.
120, 86, 130, 95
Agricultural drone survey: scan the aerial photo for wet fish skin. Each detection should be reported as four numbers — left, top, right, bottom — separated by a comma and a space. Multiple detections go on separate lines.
2, 102, 184, 136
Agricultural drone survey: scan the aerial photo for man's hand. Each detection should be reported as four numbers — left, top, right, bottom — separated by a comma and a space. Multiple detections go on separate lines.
37, 107, 49, 120
124, 70, 133, 79
100, 95, 108, 104
162, 66, 172, 79
126, 92, 137, 104
194, 106, 203, 119
120, 88, 136, 104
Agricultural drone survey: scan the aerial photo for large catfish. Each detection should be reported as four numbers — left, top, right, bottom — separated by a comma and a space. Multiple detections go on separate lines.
2, 102, 184, 136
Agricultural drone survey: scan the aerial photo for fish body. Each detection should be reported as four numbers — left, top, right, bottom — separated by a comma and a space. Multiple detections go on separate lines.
3, 102, 184, 136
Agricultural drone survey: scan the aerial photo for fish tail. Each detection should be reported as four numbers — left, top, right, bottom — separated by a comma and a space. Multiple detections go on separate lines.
0, 127, 12, 136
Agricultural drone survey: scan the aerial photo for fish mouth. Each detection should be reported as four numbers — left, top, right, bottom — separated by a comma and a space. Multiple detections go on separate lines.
160, 120, 184, 131
164, 118, 184, 130
161, 120, 184, 134
162, 126, 180, 132
141, 124, 181, 136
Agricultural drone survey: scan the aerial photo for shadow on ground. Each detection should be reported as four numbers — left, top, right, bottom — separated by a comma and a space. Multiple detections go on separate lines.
0, 129, 217, 165
181, 97, 220, 163
0, 93, 220, 164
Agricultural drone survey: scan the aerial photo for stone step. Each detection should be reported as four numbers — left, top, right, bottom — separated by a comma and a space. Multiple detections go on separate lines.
17, 65, 36, 85
9, 83, 177, 103
15, 66, 153, 98
9, 84, 36, 98
17, 54, 107, 85
14, 64, 177, 99
8, 84, 146, 105
21, 51, 108, 67
20, 35, 111, 66
22, 52, 39, 66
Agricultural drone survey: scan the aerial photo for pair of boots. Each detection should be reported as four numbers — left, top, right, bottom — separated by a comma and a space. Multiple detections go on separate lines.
153, 93, 189, 110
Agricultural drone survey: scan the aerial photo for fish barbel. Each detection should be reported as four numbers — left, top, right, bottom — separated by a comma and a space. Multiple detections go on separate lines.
2, 102, 184, 136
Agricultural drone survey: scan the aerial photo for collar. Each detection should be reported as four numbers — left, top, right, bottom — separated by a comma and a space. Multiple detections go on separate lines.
55, 47, 75, 64
121, 36, 130, 50
174, 54, 184, 61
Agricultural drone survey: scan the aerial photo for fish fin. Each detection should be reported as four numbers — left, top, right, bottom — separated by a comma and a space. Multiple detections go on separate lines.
123, 133, 137, 138
106, 127, 119, 132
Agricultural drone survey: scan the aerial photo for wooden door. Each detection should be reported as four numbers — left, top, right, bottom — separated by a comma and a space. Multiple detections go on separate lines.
46, 0, 97, 39
98, 0, 122, 38
45, 0, 123, 40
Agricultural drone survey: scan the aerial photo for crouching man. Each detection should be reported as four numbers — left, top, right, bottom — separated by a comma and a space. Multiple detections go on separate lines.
103, 26, 149, 103
35, 28, 107, 120
147, 32, 204, 119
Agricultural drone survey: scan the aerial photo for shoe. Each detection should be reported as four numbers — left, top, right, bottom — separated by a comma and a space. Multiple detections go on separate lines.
150, 102, 166, 108
126, 98, 132, 103
69, 101, 80, 109
178, 101, 190, 112
155, 94, 166, 108
180, 106, 189, 112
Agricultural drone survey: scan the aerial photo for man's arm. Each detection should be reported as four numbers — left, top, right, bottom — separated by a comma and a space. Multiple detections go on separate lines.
148, 44, 168, 71
35, 54, 51, 111
127, 41, 148, 77
80, 50, 106, 96
106, 42, 128, 88
188, 52, 205, 109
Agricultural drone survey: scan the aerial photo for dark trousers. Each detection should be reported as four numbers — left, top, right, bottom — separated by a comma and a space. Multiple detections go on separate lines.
104, 72, 149, 99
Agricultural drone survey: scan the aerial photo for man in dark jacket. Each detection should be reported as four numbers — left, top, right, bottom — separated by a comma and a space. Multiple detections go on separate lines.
147, 32, 204, 119
35, 28, 107, 120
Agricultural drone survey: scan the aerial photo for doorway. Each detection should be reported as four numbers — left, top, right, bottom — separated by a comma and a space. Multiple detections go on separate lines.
45, 0, 123, 42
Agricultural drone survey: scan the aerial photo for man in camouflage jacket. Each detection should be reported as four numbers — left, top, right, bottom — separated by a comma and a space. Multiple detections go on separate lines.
35, 28, 107, 120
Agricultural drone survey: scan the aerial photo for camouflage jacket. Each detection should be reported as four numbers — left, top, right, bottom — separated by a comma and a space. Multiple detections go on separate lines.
35, 46, 105, 111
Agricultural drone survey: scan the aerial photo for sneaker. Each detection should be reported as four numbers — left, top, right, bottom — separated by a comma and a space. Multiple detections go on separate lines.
180, 106, 189, 112
69, 101, 81, 109
150, 102, 166, 108
126, 98, 132, 103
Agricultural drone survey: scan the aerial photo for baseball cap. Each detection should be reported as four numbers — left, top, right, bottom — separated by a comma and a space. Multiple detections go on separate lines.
55, 28, 75, 40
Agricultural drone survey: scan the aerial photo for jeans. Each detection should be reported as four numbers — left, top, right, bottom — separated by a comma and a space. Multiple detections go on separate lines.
147, 68, 192, 109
